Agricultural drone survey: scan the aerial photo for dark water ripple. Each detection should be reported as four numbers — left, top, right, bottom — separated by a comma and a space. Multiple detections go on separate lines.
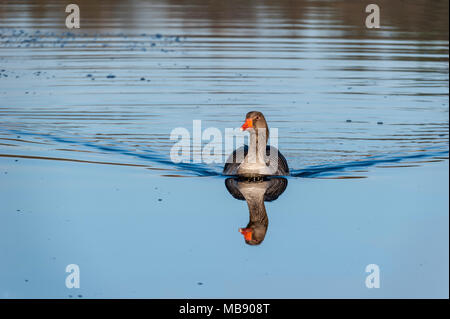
0, 128, 447, 179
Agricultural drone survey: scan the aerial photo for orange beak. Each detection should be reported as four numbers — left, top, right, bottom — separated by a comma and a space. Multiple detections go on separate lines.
240, 118, 253, 131
239, 228, 253, 241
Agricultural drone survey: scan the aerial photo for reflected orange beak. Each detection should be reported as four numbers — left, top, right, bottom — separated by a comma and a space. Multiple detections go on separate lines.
240, 118, 253, 131
239, 228, 253, 241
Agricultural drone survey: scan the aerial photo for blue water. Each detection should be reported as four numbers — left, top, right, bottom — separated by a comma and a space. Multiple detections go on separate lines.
0, 0, 448, 298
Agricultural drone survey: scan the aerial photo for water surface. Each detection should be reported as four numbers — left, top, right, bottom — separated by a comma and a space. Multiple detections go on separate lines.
0, 0, 448, 298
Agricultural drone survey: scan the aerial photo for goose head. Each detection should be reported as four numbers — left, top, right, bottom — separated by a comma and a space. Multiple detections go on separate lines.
240, 111, 269, 143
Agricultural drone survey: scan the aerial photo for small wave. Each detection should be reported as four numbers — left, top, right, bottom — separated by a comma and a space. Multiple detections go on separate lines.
2, 129, 220, 177
1, 128, 447, 179
290, 147, 448, 178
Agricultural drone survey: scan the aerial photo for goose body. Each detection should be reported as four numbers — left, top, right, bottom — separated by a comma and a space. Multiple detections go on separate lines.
223, 111, 289, 176
223, 145, 289, 176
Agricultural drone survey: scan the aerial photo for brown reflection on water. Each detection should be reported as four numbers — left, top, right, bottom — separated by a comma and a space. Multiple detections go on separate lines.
225, 177, 288, 245
0, 0, 448, 40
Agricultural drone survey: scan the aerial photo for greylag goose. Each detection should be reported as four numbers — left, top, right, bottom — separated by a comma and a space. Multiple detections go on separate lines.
223, 111, 289, 177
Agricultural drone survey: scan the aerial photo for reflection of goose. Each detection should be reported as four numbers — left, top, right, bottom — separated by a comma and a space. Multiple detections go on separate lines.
225, 177, 288, 245
223, 111, 289, 176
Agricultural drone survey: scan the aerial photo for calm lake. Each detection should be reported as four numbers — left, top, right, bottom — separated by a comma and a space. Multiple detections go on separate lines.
0, 0, 448, 298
